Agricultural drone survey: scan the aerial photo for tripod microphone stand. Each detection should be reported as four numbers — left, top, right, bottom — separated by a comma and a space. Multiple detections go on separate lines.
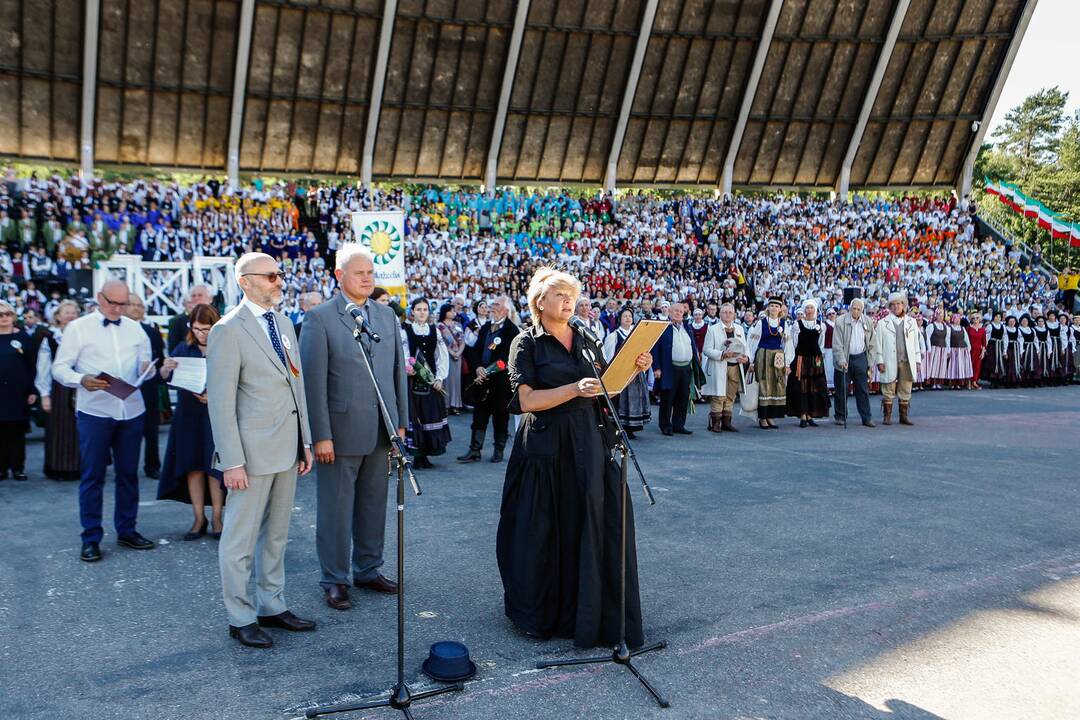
305, 327, 463, 719
535, 342, 669, 709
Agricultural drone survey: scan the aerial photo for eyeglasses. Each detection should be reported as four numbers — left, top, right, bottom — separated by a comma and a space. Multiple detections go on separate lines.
191, 325, 212, 334
242, 271, 286, 283
100, 295, 130, 307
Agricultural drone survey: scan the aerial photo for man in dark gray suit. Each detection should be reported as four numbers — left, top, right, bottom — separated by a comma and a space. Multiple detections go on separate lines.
207, 253, 315, 649
300, 244, 408, 611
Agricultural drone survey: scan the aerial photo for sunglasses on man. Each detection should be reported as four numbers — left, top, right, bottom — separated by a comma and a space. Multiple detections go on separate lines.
241, 271, 286, 283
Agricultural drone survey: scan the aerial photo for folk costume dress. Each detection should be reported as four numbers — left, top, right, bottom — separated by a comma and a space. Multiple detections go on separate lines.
402, 322, 451, 459
35, 328, 81, 479
602, 326, 651, 433
784, 319, 829, 419
1046, 321, 1066, 384
747, 316, 788, 420
924, 322, 949, 385
1018, 326, 1038, 384
1003, 325, 1023, 387
945, 324, 972, 383
497, 323, 644, 650
1033, 324, 1054, 381
982, 321, 1005, 385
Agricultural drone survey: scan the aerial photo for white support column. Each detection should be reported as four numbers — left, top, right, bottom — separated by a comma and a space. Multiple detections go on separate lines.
603, 0, 659, 192
362, 0, 399, 188
80, 0, 101, 178
227, 0, 257, 188
957, 0, 1038, 203
835, 0, 911, 201
484, 0, 530, 195
720, 0, 782, 196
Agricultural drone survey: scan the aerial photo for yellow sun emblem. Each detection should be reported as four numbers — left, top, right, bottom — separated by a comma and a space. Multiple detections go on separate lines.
370, 230, 393, 256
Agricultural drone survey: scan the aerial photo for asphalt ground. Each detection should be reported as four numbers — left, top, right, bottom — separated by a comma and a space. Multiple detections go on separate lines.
3, 386, 1080, 720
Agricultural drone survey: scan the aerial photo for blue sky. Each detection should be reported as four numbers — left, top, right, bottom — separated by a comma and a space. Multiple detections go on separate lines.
987, 0, 1079, 135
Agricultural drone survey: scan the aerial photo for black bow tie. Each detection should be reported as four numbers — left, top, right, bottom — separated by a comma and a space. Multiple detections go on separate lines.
102, 318, 120, 327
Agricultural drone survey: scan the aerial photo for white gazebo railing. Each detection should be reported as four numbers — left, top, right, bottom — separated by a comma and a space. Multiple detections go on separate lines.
94, 255, 238, 326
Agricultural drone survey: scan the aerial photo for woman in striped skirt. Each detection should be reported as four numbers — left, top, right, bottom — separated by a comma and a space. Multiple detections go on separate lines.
923, 308, 949, 390
747, 298, 788, 430
944, 313, 972, 390
35, 300, 82, 480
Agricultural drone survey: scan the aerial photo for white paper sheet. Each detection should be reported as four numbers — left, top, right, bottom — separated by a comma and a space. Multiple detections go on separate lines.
168, 357, 207, 394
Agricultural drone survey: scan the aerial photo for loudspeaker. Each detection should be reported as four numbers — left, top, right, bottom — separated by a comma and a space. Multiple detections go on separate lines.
843, 286, 864, 304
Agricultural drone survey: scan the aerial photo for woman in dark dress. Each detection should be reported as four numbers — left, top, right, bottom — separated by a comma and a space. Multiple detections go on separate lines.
0, 301, 36, 481
36, 300, 82, 479
601, 307, 651, 438
785, 300, 829, 427
157, 304, 225, 540
496, 268, 653, 649
402, 298, 451, 469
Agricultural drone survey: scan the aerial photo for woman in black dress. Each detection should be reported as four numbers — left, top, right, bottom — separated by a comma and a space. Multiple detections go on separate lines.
36, 300, 82, 479
0, 301, 36, 481
785, 300, 829, 427
402, 297, 451, 469
496, 268, 653, 649
157, 304, 225, 540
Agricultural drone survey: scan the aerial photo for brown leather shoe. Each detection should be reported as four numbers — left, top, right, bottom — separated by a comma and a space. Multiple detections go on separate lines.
355, 574, 398, 594
324, 584, 352, 611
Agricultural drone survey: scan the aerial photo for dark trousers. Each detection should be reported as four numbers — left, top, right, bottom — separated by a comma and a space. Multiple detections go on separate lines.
140, 386, 160, 473
658, 364, 692, 432
0, 420, 27, 473
833, 351, 872, 422
76, 411, 144, 543
471, 399, 510, 448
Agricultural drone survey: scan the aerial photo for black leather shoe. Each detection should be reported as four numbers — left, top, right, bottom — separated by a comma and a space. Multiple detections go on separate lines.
80, 542, 102, 562
325, 584, 352, 611
145, 469, 160, 480
673, 428, 693, 435
258, 610, 316, 632
806, 419, 819, 427
661, 429, 673, 436
118, 532, 155, 550
799, 419, 809, 428
489, 448, 504, 463
456, 450, 481, 463
13, 471, 28, 481
229, 623, 273, 648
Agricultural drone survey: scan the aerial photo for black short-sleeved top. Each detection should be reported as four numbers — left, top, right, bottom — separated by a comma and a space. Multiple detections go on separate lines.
507, 322, 608, 415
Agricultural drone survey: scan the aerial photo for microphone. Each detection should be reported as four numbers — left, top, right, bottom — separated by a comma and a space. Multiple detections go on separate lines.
344, 302, 382, 343
568, 316, 600, 344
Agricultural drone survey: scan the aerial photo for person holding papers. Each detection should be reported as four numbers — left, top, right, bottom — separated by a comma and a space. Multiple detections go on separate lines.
158, 304, 225, 540
52, 280, 156, 563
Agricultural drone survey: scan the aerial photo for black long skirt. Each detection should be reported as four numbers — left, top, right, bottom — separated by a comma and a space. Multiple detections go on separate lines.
496, 401, 644, 649
405, 383, 451, 456
44, 382, 80, 478
786, 352, 829, 418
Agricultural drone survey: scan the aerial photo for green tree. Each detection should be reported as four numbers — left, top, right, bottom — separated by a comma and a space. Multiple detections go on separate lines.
991, 86, 1069, 181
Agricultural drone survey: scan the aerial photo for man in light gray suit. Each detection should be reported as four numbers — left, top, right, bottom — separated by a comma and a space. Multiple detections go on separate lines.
299, 243, 408, 611
832, 298, 876, 427
207, 252, 316, 649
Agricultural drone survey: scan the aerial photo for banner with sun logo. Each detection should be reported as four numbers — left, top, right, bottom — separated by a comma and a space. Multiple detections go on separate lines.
351, 211, 407, 302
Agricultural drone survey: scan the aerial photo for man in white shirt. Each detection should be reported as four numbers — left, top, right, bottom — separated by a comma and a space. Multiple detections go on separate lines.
52, 280, 155, 563
651, 302, 698, 436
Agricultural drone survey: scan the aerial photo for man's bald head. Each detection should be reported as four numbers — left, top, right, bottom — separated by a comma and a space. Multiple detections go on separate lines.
97, 280, 130, 322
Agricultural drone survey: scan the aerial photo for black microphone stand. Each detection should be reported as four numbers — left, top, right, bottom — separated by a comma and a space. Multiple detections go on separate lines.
535, 338, 669, 709
305, 327, 463, 719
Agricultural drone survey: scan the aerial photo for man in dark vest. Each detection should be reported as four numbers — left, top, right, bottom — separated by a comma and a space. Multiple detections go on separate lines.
458, 296, 518, 463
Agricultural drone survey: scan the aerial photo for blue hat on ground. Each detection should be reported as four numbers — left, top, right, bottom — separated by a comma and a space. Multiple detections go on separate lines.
421, 641, 477, 682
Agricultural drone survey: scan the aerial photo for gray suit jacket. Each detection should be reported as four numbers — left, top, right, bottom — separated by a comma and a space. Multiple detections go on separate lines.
300, 293, 408, 457
206, 303, 312, 476
832, 312, 875, 369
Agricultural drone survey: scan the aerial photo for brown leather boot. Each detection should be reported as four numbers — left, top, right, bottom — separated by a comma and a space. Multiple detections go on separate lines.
707, 412, 723, 433
721, 411, 739, 432
899, 400, 913, 425
881, 398, 893, 425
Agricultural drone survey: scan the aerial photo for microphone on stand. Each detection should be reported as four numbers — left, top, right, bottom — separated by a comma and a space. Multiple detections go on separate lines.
568, 315, 601, 345
344, 302, 382, 343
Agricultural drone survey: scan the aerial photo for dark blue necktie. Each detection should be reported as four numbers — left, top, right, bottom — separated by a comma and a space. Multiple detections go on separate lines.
102, 318, 120, 327
262, 311, 288, 368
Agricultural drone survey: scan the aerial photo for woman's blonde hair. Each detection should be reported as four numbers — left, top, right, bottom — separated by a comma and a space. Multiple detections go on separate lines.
526, 267, 582, 321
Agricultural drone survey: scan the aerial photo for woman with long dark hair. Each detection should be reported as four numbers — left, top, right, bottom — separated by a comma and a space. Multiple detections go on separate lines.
157, 304, 226, 540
